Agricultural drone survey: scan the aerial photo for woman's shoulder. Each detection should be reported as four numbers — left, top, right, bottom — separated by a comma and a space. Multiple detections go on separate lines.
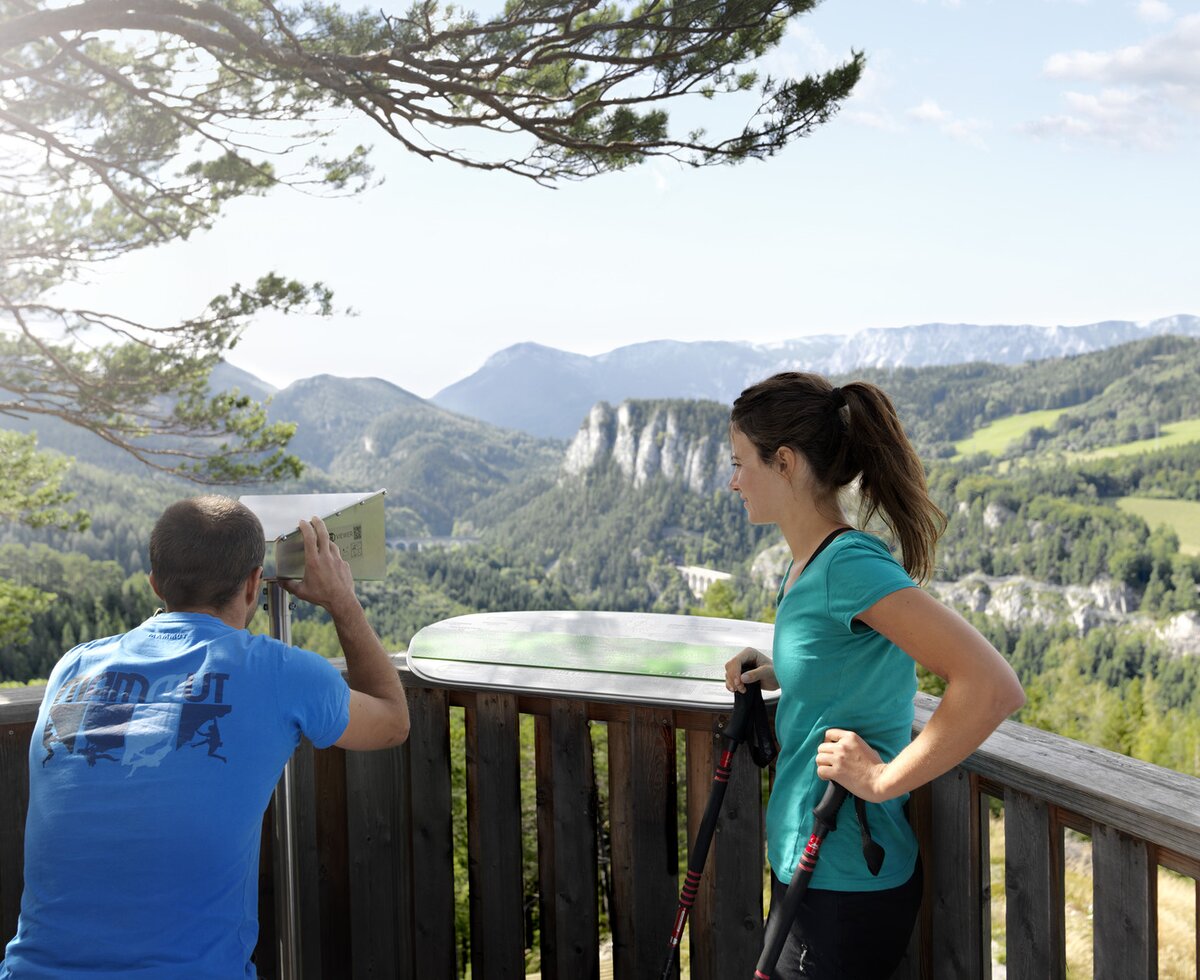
827, 529, 893, 559
825, 530, 911, 580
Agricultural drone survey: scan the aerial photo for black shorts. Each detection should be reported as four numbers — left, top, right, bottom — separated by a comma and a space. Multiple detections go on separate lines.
764, 860, 923, 980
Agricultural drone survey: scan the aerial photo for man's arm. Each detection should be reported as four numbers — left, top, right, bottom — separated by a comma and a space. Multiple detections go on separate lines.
279, 516, 410, 750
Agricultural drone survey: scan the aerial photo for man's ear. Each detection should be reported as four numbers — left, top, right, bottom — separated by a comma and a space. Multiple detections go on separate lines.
243, 566, 264, 606
148, 571, 165, 603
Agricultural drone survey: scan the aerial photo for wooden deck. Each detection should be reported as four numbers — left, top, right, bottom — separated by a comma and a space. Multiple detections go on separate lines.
2, 659, 1199, 978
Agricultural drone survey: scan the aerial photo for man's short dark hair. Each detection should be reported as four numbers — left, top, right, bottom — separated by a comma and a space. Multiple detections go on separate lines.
150, 496, 265, 611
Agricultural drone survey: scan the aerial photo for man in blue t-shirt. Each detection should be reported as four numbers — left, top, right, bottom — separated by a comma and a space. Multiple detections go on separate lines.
1, 496, 410, 979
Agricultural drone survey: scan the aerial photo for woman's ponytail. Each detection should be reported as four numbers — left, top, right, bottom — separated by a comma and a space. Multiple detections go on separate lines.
731, 373, 946, 583
839, 382, 945, 584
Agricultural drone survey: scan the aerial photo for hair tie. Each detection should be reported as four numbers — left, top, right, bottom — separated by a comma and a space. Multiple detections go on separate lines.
830, 386, 847, 409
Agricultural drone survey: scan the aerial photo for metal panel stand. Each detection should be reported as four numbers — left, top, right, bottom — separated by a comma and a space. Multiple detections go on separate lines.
267, 581, 300, 980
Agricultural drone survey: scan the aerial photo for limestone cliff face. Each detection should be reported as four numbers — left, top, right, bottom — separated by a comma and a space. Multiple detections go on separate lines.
561, 399, 729, 493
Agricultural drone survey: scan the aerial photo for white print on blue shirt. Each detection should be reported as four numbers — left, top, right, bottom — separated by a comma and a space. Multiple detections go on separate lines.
41, 669, 233, 771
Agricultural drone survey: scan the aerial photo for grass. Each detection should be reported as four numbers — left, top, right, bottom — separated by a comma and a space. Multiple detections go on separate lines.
952, 408, 1071, 458
988, 815, 1197, 978
954, 412, 1200, 463
1114, 497, 1200, 555
1072, 418, 1200, 461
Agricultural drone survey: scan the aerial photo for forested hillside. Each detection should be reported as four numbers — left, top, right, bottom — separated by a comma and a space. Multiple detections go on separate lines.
853, 334, 1200, 455
3, 338, 1198, 776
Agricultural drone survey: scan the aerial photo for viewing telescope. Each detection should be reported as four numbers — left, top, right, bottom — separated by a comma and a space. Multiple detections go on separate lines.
240, 489, 388, 581
237, 489, 387, 980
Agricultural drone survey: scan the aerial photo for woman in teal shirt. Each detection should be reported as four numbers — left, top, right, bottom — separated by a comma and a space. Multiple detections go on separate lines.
724, 372, 1024, 979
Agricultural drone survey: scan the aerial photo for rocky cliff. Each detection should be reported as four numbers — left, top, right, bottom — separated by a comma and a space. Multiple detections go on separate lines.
561, 399, 730, 493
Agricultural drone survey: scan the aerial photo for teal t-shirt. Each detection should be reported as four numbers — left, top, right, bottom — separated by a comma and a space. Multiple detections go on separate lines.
767, 531, 919, 890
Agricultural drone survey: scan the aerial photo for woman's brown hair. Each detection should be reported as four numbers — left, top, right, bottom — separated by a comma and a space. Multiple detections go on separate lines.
730, 372, 946, 583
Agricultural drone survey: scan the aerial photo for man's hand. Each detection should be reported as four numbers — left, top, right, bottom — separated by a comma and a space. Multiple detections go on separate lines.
277, 515, 409, 750
278, 516, 358, 617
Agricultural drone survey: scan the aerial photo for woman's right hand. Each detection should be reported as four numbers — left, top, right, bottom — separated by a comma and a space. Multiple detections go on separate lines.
724, 647, 778, 693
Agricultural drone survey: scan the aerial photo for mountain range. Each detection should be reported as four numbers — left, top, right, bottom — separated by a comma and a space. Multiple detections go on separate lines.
7, 321, 1200, 543
431, 316, 1200, 437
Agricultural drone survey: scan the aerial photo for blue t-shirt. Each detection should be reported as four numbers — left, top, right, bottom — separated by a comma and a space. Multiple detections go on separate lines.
1, 612, 351, 979
767, 531, 919, 890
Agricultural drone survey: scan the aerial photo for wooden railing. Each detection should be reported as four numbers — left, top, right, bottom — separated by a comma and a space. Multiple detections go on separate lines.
3, 664, 1199, 978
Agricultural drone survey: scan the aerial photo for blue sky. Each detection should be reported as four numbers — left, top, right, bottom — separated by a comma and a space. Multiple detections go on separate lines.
56, 0, 1200, 398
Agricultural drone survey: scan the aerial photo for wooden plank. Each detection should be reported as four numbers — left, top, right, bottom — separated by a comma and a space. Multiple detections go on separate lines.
0, 688, 44, 726
289, 740, 324, 978
535, 700, 599, 980
913, 694, 1200, 864
929, 769, 986, 979
1004, 789, 1065, 980
711, 739, 766, 978
607, 707, 679, 979
314, 744, 351, 979
257, 802, 278, 979
685, 729, 716, 980
404, 686, 456, 977
0, 722, 33, 951
1092, 823, 1156, 980
345, 744, 406, 979
465, 692, 525, 980
887, 783, 932, 980
684, 727, 765, 980
393, 737, 415, 980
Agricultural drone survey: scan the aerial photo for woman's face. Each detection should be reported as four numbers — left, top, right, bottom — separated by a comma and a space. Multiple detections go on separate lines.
729, 427, 787, 525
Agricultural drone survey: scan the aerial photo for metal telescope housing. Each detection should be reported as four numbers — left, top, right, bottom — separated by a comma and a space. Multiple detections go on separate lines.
238, 490, 388, 581
235, 489, 387, 980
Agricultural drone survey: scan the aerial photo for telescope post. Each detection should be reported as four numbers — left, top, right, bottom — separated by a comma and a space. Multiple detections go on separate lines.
267, 581, 301, 980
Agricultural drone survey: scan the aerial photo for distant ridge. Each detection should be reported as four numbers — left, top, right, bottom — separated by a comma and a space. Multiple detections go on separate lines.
431, 316, 1200, 438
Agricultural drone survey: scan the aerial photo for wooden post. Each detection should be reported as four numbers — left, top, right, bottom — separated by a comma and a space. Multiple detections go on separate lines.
607, 706, 678, 979
929, 769, 987, 978
313, 745, 351, 977
405, 687, 456, 977
0, 722, 33, 947
685, 725, 765, 980
1092, 823, 1156, 979
465, 692, 525, 979
1004, 789, 1065, 979
535, 699, 599, 980
345, 744, 407, 979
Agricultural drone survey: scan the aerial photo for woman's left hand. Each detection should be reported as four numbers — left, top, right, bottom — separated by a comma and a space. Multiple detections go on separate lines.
815, 728, 890, 803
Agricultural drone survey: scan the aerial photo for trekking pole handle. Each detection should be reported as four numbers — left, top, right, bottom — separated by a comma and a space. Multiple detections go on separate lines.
723, 680, 761, 746
812, 780, 848, 831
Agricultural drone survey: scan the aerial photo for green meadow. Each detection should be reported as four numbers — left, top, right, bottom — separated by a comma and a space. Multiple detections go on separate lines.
1115, 497, 1200, 556
952, 407, 1070, 457
955, 413, 1200, 463
1074, 418, 1200, 461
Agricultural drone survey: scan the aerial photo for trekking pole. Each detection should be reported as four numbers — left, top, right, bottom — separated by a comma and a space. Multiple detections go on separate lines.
753, 780, 848, 979
659, 682, 766, 980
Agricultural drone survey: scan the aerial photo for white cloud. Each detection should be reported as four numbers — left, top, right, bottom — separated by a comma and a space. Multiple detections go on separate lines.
907, 99, 988, 147
1025, 87, 1173, 148
1137, 0, 1174, 24
1030, 14, 1200, 147
1045, 14, 1200, 86
908, 99, 950, 123
847, 109, 903, 133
